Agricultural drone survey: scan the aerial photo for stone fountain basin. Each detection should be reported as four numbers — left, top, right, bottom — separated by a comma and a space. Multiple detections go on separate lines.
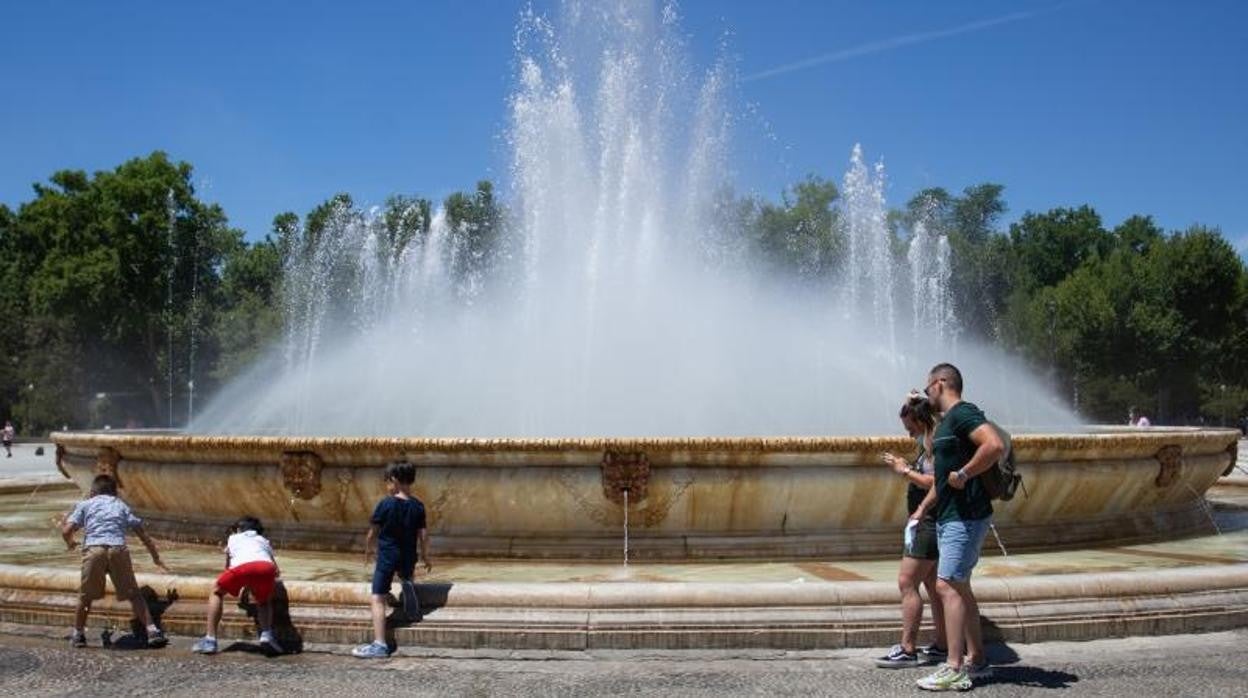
52, 428, 1240, 559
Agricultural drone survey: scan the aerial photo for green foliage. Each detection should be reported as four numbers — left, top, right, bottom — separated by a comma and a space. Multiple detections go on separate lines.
444, 181, 503, 297
1, 152, 242, 431
749, 176, 843, 280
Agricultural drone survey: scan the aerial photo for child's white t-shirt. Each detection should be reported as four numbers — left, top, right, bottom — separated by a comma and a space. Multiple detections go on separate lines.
226, 530, 275, 568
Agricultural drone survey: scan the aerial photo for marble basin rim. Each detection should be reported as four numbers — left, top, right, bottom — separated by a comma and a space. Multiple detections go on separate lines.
51, 427, 1241, 559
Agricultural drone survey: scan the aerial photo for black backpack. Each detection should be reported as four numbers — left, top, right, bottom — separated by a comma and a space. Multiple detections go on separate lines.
979, 422, 1024, 501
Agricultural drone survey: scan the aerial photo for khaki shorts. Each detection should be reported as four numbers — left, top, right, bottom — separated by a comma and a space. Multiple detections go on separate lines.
80, 545, 139, 604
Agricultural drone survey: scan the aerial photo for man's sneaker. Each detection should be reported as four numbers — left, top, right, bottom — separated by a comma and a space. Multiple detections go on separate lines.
918, 644, 948, 665
874, 644, 919, 668
400, 579, 421, 620
351, 641, 391, 659
966, 660, 993, 679
191, 636, 219, 654
70, 631, 87, 649
917, 664, 972, 692
146, 629, 169, 649
259, 631, 284, 655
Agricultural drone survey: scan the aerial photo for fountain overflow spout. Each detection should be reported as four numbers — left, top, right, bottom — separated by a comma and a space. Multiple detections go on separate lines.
600, 450, 650, 505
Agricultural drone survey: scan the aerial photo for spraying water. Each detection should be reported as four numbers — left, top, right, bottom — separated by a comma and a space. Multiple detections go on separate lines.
194, 1, 1078, 437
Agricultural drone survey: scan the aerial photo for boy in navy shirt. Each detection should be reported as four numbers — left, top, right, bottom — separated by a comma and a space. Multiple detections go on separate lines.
352, 461, 432, 658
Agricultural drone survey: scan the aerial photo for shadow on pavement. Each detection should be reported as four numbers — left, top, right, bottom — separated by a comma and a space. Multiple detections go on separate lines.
237, 582, 303, 655
976, 666, 1080, 689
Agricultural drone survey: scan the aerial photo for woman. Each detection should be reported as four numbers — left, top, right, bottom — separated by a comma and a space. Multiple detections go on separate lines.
875, 392, 948, 668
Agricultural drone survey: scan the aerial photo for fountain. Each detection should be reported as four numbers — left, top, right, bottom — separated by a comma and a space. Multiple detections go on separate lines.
25, 0, 1248, 649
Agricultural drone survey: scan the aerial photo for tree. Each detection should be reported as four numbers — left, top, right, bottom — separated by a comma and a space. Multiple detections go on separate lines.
444, 181, 503, 299
9, 152, 240, 429
1008, 206, 1112, 293
750, 176, 842, 281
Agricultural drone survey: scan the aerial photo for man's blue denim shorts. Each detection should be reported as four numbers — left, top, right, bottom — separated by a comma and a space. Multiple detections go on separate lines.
935, 516, 992, 582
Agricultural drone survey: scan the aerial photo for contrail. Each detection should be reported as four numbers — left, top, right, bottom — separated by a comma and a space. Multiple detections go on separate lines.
743, 10, 1040, 83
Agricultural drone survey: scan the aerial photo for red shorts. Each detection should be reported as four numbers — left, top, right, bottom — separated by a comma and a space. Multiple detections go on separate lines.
215, 561, 278, 603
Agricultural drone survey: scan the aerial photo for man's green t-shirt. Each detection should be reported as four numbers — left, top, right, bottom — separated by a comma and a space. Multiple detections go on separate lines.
932, 401, 994, 523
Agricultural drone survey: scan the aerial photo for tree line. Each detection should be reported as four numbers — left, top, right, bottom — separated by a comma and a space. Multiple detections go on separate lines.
0, 152, 1244, 433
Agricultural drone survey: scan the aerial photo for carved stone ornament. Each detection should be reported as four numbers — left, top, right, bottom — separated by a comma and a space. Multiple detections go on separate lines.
1154, 444, 1183, 488
601, 450, 650, 505
1223, 441, 1238, 478
281, 451, 323, 500
96, 447, 122, 487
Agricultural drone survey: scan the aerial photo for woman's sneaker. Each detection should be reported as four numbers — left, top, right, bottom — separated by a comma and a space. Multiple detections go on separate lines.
916, 664, 972, 691
351, 641, 391, 659
400, 579, 421, 620
918, 644, 948, 665
69, 631, 87, 649
191, 636, 219, 654
875, 644, 919, 668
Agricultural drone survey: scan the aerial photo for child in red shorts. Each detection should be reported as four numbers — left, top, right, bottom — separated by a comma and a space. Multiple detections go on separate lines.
192, 516, 283, 654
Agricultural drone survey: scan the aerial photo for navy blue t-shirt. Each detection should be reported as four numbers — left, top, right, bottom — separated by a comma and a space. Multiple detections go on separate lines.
371, 495, 427, 560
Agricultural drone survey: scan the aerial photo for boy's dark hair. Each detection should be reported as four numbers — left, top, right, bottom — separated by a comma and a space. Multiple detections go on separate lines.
89, 474, 118, 497
899, 394, 936, 429
234, 516, 265, 536
929, 362, 964, 394
384, 461, 416, 485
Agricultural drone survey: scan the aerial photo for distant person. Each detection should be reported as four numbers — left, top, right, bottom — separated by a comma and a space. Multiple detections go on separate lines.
911, 363, 1003, 692
192, 516, 284, 655
876, 392, 948, 669
2, 420, 14, 457
60, 474, 170, 648
1128, 406, 1151, 428
353, 461, 432, 659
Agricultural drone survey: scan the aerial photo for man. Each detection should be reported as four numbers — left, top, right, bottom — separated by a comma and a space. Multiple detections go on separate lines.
911, 363, 1003, 692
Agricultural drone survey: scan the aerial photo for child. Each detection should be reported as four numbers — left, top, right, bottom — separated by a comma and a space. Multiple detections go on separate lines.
60, 474, 170, 648
352, 461, 432, 659
192, 516, 283, 654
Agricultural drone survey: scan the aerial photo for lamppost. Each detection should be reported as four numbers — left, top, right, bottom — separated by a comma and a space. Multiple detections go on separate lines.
25, 383, 33, 436
1221, 384, 1227, 426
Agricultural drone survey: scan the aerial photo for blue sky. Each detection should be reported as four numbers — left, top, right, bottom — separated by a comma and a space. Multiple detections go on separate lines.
2, 1, 1245, 257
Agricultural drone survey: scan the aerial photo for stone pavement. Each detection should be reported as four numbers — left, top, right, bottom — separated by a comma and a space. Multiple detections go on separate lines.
0, 628, 1245, 696
0, 442, 62, 486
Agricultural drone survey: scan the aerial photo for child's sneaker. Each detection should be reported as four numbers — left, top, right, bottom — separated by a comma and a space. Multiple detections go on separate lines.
70, 631, 87, 649
874, 643, 919, 668
400, 579, 421, 620
917, 664, 972, 691
259, 631, 284, 654
918, 644, 948, 665
191, 636, 219, 654
351, 641, 391, 659
146, 628, 169, 649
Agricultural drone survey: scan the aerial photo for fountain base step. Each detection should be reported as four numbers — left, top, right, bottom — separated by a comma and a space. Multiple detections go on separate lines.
1, 563, 1245, 650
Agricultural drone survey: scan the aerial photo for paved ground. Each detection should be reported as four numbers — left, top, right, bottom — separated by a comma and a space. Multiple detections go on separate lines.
0, 442, 60, 484
0, 628, 1245, 696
